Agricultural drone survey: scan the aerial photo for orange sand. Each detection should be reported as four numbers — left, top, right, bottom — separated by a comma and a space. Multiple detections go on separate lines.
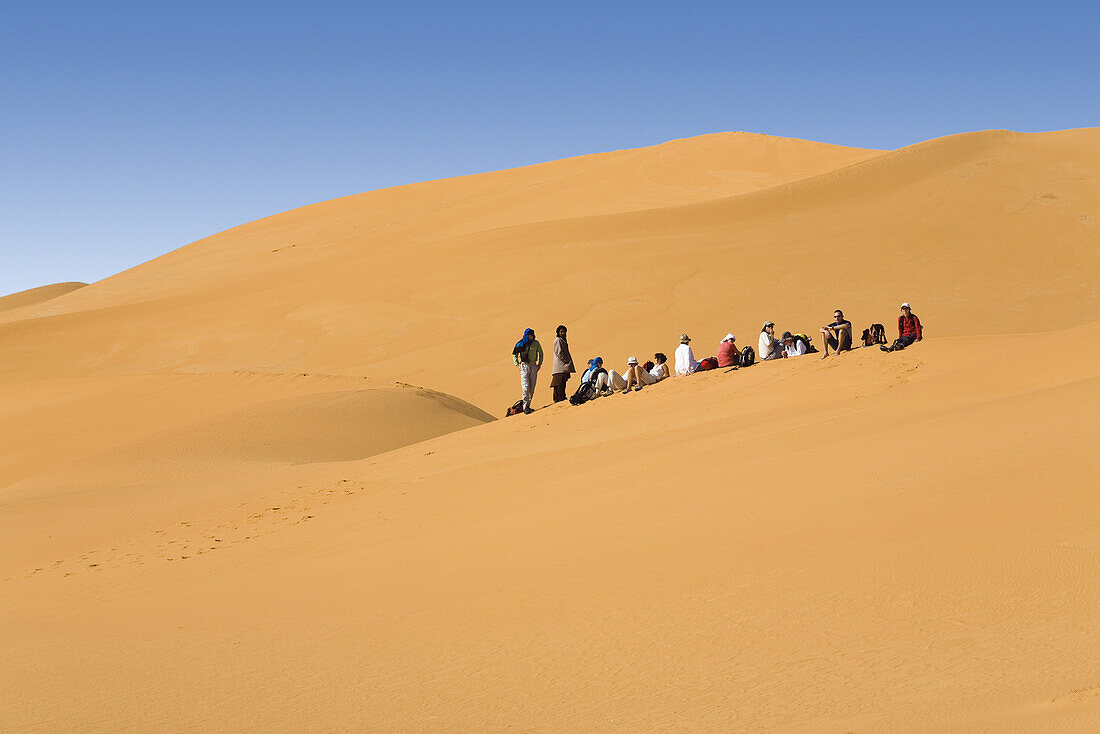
1, 129, 1097, 732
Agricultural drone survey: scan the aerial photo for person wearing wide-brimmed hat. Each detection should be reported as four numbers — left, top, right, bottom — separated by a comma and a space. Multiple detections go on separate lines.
758, 321, 784, 360
674, 333, 700, 376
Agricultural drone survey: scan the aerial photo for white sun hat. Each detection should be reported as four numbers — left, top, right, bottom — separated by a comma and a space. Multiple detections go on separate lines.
722, 333, 736, 342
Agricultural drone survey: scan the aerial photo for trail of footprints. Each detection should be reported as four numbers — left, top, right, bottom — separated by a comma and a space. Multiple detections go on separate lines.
17, 478, 368, 581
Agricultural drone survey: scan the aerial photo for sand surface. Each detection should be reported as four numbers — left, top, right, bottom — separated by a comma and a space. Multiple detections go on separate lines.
1, 129, 1098, 731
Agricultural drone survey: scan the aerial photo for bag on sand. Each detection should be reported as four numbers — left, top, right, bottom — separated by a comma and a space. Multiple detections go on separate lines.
506, 399, 525, 417
739, 346, 756, 367
697, 356, 718, 371
791, 333, 817, 353
863, 323, 887, 346
569, 380, 598, 406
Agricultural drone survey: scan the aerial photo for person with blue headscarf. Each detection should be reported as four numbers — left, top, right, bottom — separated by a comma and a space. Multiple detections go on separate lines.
511, 328, 544, 414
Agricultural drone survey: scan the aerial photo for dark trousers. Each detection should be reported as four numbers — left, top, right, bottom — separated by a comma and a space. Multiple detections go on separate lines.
885, 335, 919, 352
551, 372, 569, 402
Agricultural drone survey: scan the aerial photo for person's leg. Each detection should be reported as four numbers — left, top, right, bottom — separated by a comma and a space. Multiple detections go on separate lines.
838, 329, 852, 354
551, 373, 566, 402
595, 372, 608, 393
639, 369, 656, 385
820, 328, 835, 358
624, 366, 637, 392
607, 369, 626, 391
520, 364, 533, 411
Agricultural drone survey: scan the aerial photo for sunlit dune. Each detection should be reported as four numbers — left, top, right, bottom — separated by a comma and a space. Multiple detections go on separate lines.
0, 128, 1097, 732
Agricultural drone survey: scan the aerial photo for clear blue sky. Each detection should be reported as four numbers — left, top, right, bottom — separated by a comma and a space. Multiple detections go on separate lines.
2, 0, 1097, 296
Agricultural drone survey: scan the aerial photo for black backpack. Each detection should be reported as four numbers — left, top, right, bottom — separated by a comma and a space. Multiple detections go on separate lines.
506, 399, 525, 416
569, 380, 598, 406
740, 346, 756, 367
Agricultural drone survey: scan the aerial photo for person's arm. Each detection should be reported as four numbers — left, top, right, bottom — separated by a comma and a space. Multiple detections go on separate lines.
535, 341, 544, 367
915, 315, 923, 340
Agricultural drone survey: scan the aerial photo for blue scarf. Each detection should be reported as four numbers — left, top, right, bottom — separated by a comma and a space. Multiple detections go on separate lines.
514, 328, 535, 352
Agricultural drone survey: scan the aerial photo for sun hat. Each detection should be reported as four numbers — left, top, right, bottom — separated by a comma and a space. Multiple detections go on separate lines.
627, 356, 638, 365
781, 331, 793, 340
722, 333, 736, 342
763, 321, 775, 328
901, 302, 911, 309
680, 333, 690, 343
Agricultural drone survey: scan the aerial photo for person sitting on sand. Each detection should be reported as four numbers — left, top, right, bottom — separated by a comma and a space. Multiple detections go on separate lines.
512, 328, 544, 413
624, 353, 670, 392
758, 321, 784, 360
675, 333, 700, 376
882, 302, 923, 352
582, 357, 625, 396
550, 324, 575, 403
648, 352, 670, 382
716, 333, 741, 368
820, 309, 853, 359
781, 331, 806, 357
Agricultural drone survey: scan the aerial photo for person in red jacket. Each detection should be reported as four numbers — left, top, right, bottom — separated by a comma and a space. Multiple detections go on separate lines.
881, 302, 923, 352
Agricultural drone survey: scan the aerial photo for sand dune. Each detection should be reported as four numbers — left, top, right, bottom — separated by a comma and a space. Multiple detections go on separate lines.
0, 129, 1094, 410
0, 281, 86, 313
1, 128, 1097, 731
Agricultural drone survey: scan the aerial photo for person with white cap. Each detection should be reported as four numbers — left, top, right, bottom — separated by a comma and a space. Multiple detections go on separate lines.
622, 356, 647, 393
758, 321, 784, 360
674, 333, 700, 376
717, 333, 741, 368
882, 302, 923, 352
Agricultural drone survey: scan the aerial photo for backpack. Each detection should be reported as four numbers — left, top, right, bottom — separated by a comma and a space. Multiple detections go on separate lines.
869, 323, 887, 345
697, 356, 718, 371
861, 328, 873, 347
569, 380, 598, 406
791, 333, 816, 353
643, 360, 655, 372
740, 346, 756, 367
506, 399, 525, 416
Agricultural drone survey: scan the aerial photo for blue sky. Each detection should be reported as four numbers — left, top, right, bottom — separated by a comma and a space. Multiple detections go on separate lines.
1, 0, 1097, 296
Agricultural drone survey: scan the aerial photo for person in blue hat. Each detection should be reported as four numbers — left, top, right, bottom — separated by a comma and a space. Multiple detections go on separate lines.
511, 328, 544, 413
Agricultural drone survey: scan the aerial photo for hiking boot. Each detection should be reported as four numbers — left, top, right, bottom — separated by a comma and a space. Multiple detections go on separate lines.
523, 407, 533, 414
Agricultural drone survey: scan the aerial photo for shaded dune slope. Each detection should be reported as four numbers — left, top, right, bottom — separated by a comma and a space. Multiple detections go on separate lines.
0, 281, 86, 313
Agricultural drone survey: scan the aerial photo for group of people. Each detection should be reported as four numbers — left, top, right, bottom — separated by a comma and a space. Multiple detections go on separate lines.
510, 304, 923, 414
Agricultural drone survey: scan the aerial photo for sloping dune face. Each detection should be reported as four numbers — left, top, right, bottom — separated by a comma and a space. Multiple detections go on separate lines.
1, 130, 1096, 411
1, 129, 1098, 732
0, 281, 86, 313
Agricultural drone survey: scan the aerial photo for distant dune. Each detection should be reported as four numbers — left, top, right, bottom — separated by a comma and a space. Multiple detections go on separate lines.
0, 281, 86, 313
0, 129, 1097, 732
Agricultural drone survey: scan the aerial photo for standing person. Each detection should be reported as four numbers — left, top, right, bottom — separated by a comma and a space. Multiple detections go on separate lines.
716, 333, 741, 367
882, 302, 923, 352
511, 328, 544, 414
675, 333, 700, 376
550, 324, 576, 402
758, 321, 783, 360
820, 309, 853, 359
781, 331, 806, 357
